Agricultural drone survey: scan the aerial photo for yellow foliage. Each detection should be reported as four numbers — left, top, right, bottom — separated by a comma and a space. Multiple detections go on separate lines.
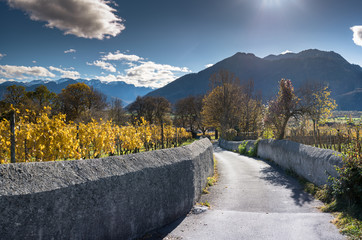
0, 108, 192, 163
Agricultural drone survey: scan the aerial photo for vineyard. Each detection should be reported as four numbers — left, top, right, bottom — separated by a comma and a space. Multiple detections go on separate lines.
0, 107, 191, 164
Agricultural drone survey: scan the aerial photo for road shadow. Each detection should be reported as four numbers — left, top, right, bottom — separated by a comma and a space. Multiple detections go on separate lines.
138, 216, 186, 240
258, 158, 316, 206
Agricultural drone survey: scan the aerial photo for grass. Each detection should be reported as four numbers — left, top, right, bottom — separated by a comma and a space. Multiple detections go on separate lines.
293, 174, 362, 239
200, 156, 218, 207
199, 200, 210, 208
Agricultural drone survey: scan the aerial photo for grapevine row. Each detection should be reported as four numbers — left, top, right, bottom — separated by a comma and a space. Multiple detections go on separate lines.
0, 107, 191, 163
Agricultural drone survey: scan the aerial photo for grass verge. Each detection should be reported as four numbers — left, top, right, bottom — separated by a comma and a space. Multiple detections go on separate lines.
295, 175, 361, 239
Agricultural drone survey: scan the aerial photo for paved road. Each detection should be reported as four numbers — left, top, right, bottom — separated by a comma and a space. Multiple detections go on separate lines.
148, 145, 345, 240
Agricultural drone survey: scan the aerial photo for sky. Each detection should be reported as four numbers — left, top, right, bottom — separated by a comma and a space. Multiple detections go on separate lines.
0, 0, 361, 89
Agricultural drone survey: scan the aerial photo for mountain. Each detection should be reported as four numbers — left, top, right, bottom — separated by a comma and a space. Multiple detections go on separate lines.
147, 49, 362, 110
0, 79, 153, 105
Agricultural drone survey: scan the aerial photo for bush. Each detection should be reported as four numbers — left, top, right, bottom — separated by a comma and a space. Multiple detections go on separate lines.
247, 140, 259, 157
329, 126, 361, 208
238, 141, 248, 155
263, 128, 274, 139
224, 128, 237, 141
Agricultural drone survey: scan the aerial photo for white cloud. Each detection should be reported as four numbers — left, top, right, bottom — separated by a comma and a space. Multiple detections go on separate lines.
0, 65, 55, 79
32, 60, 37, 64
0, 78, 8, 84
87, 60, 116, 72
205, 64, 213, 68
96, 61, 191, 88
0, 53, 6, 59
101, 51, 143, 62
7, 0, 125, 40
281, 50, 293, 55
64, 48, 76, 54
351, 26, 362, 47
49, 66, 80, 79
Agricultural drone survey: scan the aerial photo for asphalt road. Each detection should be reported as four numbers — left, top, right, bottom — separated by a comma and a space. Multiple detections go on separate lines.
147, 145, 345, 240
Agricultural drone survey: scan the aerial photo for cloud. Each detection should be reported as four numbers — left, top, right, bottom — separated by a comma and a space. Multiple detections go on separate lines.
205, 64, 213, 68
87, 60, 116, 72
0, 53, 6, 59
0, 65, 55, 79
49, 66, 80, 79
281, 50, 293, 55
96, 61, 191, 88
32, 60, 37, 64
64, 49, 76, 54
351, 26, 362, 47
7, 0, 125, 40
0, 78, 8, 84
101, 51, 144, 62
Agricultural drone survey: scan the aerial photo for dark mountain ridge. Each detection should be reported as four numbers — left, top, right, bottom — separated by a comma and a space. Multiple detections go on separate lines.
0, 79, 153, 105
147, 49, 362, 110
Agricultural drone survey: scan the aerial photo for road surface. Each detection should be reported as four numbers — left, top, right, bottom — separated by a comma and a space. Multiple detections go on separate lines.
146, 145, 344, 240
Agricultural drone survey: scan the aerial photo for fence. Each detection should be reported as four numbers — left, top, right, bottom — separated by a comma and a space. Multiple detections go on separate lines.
286, 128, 361, 154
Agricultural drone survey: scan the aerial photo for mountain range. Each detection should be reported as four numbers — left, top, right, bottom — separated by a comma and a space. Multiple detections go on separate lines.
0, 79, 153, 105
147, 49, 362, 110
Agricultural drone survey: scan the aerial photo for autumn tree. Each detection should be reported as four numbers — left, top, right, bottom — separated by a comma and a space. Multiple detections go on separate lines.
264, 79, 301, 139
299, 83, 337, 134
202, 70, 243, 135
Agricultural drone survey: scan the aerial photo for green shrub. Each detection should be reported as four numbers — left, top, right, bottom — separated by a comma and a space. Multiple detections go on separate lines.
247, 139, 259, 157
238, 141, 248, 155
263, 127, 274, 139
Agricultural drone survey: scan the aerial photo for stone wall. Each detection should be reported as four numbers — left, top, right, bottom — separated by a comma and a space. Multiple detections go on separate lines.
218, 138, 256, 153
0, 138, 214, 240
257, 139, 342, 186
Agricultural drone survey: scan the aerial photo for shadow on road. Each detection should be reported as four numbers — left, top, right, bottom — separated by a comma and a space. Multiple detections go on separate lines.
259, 159, 315, 206
138, 216, 186, 240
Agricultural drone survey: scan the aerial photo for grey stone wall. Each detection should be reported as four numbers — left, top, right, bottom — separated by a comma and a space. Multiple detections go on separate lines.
218, 138, 256, 153
257, 139, 342, 186
0, 138, 213, 240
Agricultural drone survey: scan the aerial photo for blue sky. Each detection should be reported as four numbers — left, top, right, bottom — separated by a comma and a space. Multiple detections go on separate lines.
0, 0, 361, 88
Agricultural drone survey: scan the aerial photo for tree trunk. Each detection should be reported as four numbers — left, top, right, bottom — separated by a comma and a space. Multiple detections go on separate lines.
277, 119, 288, 140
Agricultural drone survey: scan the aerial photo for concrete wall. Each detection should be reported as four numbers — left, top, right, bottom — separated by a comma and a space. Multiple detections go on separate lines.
0, 138, 214, 240
218, 138, 256, 153
257, 139, 342, 186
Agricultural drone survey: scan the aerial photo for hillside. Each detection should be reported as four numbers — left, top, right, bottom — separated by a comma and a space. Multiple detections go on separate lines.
147, 49, 362, 110
0, 79, 153, 105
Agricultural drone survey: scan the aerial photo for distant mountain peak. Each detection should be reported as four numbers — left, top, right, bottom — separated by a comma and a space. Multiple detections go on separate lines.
147, 48, 362, 110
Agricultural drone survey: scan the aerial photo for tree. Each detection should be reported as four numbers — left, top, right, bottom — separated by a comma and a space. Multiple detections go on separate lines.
202, 70, 243, 135
128, 96, 156, 124
26, 85, 57, 111
174, 96, 205, 137
153, 97, 171, 149
108, 98, 127, 126
264, 79, 301, 140
238, 80, 263, 133
2, 85, 27, 108
301, 84, 337, 134
58, 83, 107, 122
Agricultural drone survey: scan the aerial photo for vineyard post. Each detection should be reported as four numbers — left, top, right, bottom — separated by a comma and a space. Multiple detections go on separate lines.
161, 121, 164, 149
10, 110, 16, 163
